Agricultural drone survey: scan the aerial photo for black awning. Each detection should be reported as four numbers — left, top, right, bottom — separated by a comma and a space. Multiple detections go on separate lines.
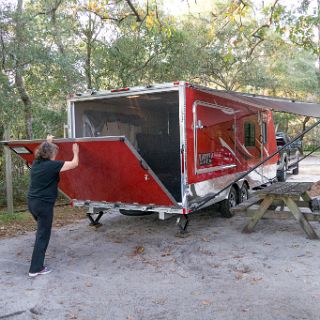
235, 93, 320, 117
196, 86, 320, 117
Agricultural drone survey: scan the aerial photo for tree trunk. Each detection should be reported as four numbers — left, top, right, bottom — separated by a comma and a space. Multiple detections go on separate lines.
15, 0, 32, 139
4, 127, 13, 214
50, 6, 74, 93
0, 124, 4, 159
299, 116, 310, 154
85, 13, 93, 90
85, 40, 92, 90
318, 0, 320, 92
15, 68, 33, 139
284, 115, 289, 133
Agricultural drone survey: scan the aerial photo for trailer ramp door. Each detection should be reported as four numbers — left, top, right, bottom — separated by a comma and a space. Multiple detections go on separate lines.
5, 137, 177, 207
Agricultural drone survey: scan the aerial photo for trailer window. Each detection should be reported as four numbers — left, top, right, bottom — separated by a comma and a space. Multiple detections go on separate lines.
244, 122, 255, 146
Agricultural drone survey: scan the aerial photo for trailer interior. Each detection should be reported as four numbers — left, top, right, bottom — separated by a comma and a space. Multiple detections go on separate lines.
73, 91, 182, 202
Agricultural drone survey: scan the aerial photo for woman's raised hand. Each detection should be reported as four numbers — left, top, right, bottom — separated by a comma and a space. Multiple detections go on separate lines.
46, 135, 54, 143
72, 143, 79, 154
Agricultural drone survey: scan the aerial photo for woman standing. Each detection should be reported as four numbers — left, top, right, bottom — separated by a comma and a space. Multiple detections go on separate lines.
28, 136, 79, 277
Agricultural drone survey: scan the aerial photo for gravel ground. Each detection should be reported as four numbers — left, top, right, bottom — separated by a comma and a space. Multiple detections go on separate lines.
1, 156, 320, 320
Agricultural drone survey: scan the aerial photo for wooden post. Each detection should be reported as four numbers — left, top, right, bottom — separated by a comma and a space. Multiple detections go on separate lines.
4, 128, 13, 214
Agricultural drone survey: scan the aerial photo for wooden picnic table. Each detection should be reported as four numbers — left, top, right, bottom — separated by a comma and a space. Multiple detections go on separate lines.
239, 182, 319, 240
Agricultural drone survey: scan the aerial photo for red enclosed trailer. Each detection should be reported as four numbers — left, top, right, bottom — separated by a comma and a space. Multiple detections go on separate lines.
8, 82, 318, 228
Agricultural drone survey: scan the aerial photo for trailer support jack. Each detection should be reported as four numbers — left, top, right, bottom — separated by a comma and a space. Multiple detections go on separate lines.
176, 215, 190, 237
87, 211, 104, 227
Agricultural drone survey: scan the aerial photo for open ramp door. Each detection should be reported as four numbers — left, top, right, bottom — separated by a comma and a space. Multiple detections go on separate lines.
5, 137, 177, 207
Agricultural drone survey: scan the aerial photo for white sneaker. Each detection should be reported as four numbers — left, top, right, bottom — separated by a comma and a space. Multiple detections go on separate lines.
29, 266, 52, 277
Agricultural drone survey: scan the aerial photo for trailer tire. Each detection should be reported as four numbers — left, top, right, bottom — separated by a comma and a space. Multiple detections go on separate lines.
119, 210, 155, 216
220, 186, 238, 218
277, 162, 287, 182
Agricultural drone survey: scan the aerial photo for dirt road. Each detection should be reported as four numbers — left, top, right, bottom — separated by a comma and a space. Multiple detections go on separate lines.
1, 157, 320, 320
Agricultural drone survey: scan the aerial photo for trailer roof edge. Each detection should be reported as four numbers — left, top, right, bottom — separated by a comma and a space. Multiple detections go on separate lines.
68, 81, 320, 117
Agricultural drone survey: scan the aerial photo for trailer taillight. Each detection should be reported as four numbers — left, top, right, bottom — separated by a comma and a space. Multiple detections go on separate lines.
70, 200, 74, 208
111, 87, 130, 92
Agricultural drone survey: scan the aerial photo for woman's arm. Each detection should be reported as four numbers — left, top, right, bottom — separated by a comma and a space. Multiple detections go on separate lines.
61, 143, 79, 172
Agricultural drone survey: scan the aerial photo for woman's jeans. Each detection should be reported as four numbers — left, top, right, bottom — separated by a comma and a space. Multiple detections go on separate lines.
28, 198, 54, 273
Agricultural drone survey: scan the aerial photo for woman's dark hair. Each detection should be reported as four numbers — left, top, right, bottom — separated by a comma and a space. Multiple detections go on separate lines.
35, 142, 59, 160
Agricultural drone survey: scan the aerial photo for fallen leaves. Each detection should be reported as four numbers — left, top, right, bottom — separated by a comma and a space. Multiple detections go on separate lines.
134, 246, 145, 255
235, 272, 244, 280
233, 265, 251, 274
250, 277, 263, 285
161, 247, 172, 257
0, 205, 86, 239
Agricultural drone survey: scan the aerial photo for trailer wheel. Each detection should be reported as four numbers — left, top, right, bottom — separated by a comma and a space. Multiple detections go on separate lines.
220, 186, 238, 218
119, 209, 155, 216
240, 183, 249, 203
277, 162, 287, 182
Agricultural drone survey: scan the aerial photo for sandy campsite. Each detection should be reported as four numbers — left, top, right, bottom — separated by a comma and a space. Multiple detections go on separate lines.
0, 156, 320, 320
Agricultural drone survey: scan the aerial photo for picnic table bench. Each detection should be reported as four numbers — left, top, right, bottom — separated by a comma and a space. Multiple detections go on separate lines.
231, 182, 320, 239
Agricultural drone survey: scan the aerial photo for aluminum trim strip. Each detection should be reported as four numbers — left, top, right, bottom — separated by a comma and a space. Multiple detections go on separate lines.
2, 136, 126, 144
72, 200, 183, 214
67, 101, 73, 138
72, 102, 76, 138
179, 84, 188, 210
68, 86, 179, 102
196, 164, 237, 174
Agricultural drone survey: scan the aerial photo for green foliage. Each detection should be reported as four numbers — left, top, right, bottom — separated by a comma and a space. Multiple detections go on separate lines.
0, 212, 30, 222
0, 156, 30, 208
280, 3, 320, 55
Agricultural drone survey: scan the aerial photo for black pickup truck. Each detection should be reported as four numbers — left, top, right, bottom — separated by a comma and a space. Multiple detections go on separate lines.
276, 132, 301, 182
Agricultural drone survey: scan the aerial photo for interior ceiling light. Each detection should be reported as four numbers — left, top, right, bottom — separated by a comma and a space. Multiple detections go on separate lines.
10, 146, 32, 154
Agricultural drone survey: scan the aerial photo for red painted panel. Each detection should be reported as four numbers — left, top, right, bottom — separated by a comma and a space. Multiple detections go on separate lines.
7, 139, 175, 206
185, 86, 278, 184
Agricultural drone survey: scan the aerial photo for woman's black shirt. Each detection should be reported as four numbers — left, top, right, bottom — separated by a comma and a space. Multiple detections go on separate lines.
28, 159, 65, 203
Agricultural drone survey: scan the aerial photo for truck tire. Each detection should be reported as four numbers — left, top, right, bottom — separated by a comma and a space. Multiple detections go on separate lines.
220, 186, 238, 218
292, 155, 299, 175
240, 183, 249, 203
119, 209, 155, 216
277, 162, 287, 182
